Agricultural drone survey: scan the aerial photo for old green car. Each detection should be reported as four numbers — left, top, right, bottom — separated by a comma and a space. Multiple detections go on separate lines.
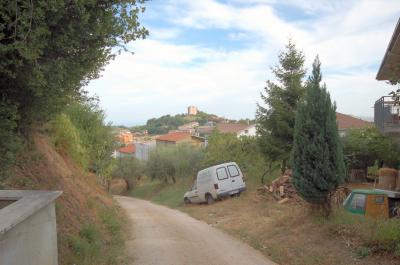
343, 189, 400, 218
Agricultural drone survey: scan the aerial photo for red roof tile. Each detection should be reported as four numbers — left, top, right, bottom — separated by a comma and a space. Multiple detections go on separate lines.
117, 144, 136, 154
336, 112, 372, 130
216, 123, 252, 134
156, 132, 191, 142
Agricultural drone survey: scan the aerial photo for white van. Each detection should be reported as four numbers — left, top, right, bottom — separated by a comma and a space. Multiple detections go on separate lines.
183, 162, 246, 204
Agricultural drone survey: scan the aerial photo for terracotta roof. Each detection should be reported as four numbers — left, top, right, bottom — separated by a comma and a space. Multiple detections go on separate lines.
156, 132, 191, 142
336, 112, 372, 130
117, 144, 136, 154
197, 126, 215, 134
216, 123, 253, 134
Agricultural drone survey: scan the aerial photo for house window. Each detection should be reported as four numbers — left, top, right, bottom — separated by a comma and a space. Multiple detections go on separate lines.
244, 129, 249, 134
216, 167, 228, 180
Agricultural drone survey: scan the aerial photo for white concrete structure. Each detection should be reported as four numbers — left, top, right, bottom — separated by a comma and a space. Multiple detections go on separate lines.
236, 124, 257, 137
135, 141, 156, 161
0, 190, 62, 265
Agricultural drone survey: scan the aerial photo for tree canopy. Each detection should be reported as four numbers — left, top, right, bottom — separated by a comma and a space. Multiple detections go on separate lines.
342, 127, 400, 171
291, 56, 345, 212
0, 0, 148, 171
256, 40, 306, 172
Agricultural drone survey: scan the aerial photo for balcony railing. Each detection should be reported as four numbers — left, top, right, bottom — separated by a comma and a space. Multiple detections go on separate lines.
374, 96, 400, 134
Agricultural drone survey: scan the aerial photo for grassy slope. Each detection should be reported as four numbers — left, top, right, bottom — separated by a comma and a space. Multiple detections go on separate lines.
130, 174, 399, 265
4, 133, 128, 265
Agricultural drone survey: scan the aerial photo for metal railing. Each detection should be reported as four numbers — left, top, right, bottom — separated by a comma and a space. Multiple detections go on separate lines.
374, 96, 400, 133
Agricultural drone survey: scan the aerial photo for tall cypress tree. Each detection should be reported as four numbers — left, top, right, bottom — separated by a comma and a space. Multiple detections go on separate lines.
290, 56, 345, 213
256, 41, 306, 172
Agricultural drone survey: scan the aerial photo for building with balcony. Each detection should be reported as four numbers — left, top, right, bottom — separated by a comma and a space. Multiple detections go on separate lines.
375, 18, 400, 137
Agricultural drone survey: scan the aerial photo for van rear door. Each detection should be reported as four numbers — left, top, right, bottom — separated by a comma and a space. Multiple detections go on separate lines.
227, 164, 245, 192
215, 166, 231, 195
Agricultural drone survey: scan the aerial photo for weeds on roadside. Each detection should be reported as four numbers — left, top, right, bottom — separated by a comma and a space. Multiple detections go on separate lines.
322, 208, 400, 257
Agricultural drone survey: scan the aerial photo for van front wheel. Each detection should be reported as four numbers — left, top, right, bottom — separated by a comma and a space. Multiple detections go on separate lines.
206, 194, 214, 205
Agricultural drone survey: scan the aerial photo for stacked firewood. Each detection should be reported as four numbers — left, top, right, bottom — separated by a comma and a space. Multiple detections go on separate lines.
257, 170, 301, 203
258, 170, 350, 205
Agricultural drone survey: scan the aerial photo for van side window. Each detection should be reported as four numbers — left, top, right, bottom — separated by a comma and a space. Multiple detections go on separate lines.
227, 165, 240, 177
216, 167, 228, 180
375, 195, 384, 204
350, 194, 366, 211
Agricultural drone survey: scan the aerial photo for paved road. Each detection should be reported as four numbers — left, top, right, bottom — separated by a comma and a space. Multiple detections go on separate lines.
115, 196, 277, 265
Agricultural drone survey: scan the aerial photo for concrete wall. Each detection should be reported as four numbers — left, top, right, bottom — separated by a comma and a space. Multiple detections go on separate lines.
0, 190, 61, 265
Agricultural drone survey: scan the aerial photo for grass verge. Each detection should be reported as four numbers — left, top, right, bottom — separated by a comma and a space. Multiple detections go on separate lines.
129, 176, 400, 265
323, 209, 400, 257
65, 205, 128, 265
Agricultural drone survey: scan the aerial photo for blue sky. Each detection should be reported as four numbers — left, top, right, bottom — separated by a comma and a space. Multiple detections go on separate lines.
86, 0, 400, 126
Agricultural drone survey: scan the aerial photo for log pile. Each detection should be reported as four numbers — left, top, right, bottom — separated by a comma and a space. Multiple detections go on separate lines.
257, 170, 301, 203
258, 169, 350, 205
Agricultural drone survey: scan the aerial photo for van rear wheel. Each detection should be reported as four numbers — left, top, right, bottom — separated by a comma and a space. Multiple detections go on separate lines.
206, 194, 214, 205
184, 197, 191, 204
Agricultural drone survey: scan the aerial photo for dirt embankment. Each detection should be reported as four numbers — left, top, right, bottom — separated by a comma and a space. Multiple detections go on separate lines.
4, 133, 117, 264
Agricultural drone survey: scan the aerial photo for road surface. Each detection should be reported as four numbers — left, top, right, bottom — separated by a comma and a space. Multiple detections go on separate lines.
115, 196, 277, 265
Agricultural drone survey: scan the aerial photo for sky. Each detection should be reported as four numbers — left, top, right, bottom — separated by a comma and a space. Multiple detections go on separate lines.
86, 0, 400, 126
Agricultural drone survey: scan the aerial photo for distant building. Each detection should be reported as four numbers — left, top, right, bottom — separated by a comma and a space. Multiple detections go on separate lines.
216, 123, 257, 138
336, 112, 372, 137
156, 132, 205, 147
187, 106, 198, 116
113, 144, 136, 158
116, 130, 134, 144
178, 121, 199, 134
196, 125, 215, 137
134, 141, 156, 161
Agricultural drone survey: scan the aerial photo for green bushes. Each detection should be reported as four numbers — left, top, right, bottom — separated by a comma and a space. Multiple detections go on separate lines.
205, 132, 273, 185
342, 127, 400, 172
68, 207, 126, 265
129, 132, 274, 191
50, 99, 115, 180
146, 144, 205, 183
64, 101, 115, 175
326, 209, 400, 256
69, 224, 101, 264
112, 157, 145, 188
0, 102, 21, 179
51, 113, 89, 168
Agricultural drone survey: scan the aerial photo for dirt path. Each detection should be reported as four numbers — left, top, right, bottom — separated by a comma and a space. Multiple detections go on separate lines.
115, 196, 277, 265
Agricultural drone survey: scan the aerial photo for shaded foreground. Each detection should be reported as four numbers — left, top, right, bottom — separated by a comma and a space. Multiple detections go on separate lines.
115, 196, 277, 265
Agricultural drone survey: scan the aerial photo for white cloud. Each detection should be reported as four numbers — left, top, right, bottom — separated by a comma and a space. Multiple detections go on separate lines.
86, 0, 400, 125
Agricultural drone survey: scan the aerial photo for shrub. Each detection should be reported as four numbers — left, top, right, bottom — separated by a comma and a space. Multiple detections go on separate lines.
146, 144, 205, 183
51, 113, 89, 168
0, 102, 21, 180
69, 225, 101, 263
205, 132, 272, 185
64, 100, 115, 175
327, 209, 400, 255
342, 127, 400, 172
101, 207, 122, 235
112, 157, 145, 189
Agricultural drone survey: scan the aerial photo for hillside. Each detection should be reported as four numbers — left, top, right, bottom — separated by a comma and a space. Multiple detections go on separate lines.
130, 111, 253, 135
3, 133, 127, 265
